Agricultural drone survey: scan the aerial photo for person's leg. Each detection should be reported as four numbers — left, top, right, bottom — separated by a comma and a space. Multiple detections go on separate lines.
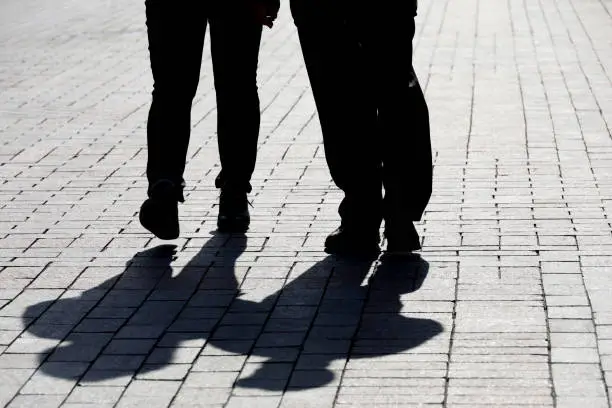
381, 72, 431, 251
370, 3, 432, 251
141, 0, 208, 239
290, 0, 382, 256
209, 6, 263, 232
210, 8, 262, 193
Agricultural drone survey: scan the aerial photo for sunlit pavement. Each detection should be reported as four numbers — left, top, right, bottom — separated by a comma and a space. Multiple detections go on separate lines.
1, 0, 612, 406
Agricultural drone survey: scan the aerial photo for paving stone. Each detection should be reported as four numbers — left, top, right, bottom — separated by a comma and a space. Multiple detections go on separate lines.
91, 355, 145, 371
136, 364, 191, 380
124, 380, 182, 397
191, 355, 247, 372
64, 386, 124, 404
171, 387, 231, 406
556, 397, 610, 408
79, 370, 134, 386
103, 339, 157, 355
549, 319, 596, 333
551, 348, 601, 364
20, 372, 79, 395
550, 332, 597, 348
279, 388, 337, 408
225, 396, 282, 408
115, 395, 176, 408
146, 348, 200, 365
6, 394, 65, 408
183, 372, 239, 388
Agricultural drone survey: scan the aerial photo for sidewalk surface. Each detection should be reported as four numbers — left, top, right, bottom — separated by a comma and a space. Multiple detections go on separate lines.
2, 0, 612, 407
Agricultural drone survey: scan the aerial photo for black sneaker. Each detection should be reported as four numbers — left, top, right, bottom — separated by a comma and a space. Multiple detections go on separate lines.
217, 189, 250, 233
139, 180, 179, 240
324, 226, 381, 259
384, 222, 421, 255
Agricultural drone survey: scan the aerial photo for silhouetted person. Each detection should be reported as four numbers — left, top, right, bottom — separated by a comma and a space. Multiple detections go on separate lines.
290, 0, 433, 257
139, 0, 280, 239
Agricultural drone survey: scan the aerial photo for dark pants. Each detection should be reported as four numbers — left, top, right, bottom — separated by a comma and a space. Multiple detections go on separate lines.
290, 0, 432, 233
145, 1, 263, 200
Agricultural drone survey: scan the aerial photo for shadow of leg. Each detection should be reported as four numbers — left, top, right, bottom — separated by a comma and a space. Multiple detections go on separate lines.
354, 254, 443, 357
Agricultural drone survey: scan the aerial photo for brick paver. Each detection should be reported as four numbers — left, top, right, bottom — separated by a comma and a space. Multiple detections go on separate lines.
2, 0, 612, 407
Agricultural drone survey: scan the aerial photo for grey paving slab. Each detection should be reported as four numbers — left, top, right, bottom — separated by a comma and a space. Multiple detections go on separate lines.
2, 0, 612, 406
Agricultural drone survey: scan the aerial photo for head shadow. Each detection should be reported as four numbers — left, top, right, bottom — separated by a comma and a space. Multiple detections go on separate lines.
23, 235, 443, 389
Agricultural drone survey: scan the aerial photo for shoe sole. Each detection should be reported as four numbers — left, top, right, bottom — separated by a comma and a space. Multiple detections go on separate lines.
381, 251, 421, 261
383, 250, 419, 259
324, 245, 381, 260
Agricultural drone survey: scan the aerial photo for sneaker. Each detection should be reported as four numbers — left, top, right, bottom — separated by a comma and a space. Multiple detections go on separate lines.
217, 189, 250, 233
384, 222, 421, 255
324, 226, 381, 259
139, 180, 179, 240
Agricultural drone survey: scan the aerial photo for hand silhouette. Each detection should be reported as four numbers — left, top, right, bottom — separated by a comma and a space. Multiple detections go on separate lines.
252, 0, 280, 28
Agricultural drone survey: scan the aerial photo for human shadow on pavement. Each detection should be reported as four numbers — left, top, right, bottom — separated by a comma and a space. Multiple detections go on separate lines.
23, 234, 443, 390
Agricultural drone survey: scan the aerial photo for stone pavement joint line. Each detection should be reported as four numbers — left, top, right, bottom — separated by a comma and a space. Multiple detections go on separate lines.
1, 0, 612, 407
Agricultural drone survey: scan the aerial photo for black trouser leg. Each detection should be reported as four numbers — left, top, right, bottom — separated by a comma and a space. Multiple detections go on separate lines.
290, 0, 382, 232
210, 12, 262, 193
368, 9, 432, 226
380, 73, 432, 224
145, 0, 207, 199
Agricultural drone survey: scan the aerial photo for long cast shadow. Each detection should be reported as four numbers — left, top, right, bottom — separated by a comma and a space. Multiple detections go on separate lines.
23, 234, 443, 390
